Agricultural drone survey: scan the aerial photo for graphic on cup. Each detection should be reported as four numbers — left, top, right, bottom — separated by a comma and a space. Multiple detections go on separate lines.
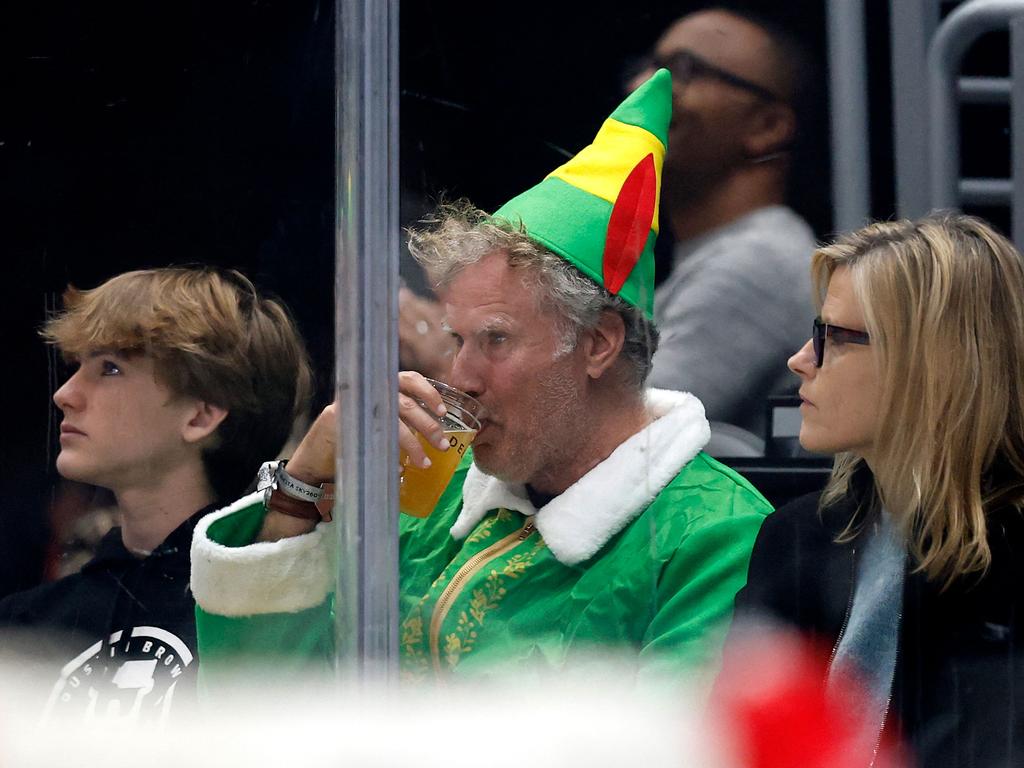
399, 379, 482, 518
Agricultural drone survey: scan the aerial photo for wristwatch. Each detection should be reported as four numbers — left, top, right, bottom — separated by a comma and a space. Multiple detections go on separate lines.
256, 460, 335, 522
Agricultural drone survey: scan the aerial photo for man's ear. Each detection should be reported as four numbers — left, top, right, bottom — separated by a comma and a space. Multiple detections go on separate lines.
182, 401, 229, 445
742, 101, 796, 160
582, 310, 627, 380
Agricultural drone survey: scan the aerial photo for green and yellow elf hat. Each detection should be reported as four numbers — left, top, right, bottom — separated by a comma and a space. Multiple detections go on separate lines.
493, 69, 671, 318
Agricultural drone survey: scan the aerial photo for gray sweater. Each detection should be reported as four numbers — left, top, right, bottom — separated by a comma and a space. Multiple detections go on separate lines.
649, 206, 815, 437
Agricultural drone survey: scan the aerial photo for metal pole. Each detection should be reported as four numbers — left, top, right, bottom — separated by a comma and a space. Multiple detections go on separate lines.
334, 0, 400, 683
889, 0, 939, 218
826, 0, 871, 231
1012, 15, 1024, 242
928, 0, 1024, 211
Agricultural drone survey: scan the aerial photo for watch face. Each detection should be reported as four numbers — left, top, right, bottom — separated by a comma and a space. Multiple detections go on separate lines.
256, 461, 277, 491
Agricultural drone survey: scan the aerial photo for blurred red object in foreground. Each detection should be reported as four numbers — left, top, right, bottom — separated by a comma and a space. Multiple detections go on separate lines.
710, 623, 909, 768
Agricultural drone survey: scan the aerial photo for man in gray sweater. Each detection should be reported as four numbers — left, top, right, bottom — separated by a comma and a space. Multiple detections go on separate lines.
630, 7, 816, 438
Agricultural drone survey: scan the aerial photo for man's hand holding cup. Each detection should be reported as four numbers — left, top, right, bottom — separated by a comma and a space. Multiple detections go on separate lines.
258, 373, 481, 541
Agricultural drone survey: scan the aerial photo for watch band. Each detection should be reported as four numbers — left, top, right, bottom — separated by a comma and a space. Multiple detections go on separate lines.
257, 460, 335, 522
264, 486, 322, 521
275, 460, 326, 503
264, 485, 335, 522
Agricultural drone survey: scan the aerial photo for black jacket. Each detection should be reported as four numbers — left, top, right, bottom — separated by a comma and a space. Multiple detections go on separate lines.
735, 488, 1024, 767
0, 506, 212, 723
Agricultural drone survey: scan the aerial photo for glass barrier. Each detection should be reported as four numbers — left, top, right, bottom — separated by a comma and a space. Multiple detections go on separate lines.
3, 3, 1020, 766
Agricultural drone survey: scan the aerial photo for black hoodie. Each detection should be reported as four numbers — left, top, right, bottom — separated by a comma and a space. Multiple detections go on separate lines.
0, 505, 214, 723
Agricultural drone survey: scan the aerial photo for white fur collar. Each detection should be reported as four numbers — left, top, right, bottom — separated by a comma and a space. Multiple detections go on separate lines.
450, 389, 710, 565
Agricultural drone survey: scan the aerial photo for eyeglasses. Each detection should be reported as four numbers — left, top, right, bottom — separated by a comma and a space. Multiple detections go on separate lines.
647, 49, 782, 102
812, 317, 870, 368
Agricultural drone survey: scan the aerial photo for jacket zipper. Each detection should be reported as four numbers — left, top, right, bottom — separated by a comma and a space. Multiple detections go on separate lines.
429, 517, 536, 677
870, 606, 901, 767
827, 542, 899, 767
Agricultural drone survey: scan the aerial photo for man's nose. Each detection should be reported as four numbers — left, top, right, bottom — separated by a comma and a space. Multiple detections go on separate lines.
788, 338, 817, 380
53, 371, 84, 413
447, 345, 484, 400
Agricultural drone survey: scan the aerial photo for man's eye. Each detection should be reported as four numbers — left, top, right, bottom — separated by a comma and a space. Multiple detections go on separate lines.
450, 333, 464, 349
486, 332, 507, 346
101, 360, 122, 376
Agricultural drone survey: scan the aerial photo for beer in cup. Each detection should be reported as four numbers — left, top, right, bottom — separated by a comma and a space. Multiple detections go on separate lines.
399, 379, 482, 518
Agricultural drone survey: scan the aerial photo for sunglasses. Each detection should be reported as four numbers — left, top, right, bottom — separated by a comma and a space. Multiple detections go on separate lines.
812, 317, 870, 368
646, 49, 782, 102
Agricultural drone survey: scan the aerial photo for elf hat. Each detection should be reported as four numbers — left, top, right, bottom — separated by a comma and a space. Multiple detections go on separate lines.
493, 68, 671, 319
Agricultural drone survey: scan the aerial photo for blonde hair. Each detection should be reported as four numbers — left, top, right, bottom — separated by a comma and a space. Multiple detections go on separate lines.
814, 213, 1024, 587
43, 267, 314, 500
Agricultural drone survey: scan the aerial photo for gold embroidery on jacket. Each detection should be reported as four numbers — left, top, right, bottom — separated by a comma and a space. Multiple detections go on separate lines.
400, 615, 428, 679
443, 537, 546, 671
400, 508, 518, 681
465, 508, 511, 545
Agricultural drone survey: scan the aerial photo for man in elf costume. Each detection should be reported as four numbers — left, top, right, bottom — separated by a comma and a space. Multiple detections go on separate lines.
190, 70, 770, 684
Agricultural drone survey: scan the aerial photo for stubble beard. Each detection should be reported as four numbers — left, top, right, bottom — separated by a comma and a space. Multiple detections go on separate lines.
475, 364, 588, 492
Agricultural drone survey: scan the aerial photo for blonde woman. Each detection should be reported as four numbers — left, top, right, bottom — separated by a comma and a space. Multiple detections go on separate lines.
732, 213, 1024, 766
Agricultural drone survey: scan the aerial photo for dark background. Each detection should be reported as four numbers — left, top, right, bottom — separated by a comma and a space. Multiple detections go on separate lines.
0, 0, 1008, 594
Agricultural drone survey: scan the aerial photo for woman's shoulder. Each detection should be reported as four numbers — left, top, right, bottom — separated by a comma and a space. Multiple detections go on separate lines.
736, 490, 857, 636
762, 490, 855, 542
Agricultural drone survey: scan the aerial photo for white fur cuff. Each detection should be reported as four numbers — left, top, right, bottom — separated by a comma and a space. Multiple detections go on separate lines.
190, 491, 333, 617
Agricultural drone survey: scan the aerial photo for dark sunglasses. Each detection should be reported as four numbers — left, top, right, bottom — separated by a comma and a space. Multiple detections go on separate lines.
646, 49, 782, 102
812, 317, 870, 368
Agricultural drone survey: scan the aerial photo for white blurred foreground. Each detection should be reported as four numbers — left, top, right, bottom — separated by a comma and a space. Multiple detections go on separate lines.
0, 655, 739, 768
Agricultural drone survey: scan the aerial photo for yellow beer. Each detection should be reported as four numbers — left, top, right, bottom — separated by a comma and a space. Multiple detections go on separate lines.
399, 428, 476, 518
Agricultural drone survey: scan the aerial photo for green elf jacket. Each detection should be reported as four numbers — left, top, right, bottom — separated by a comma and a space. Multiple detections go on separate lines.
190, 390, 771, 685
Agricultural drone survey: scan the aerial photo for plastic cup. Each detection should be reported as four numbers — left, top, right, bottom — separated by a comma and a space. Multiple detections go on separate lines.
399, 379, 482, 518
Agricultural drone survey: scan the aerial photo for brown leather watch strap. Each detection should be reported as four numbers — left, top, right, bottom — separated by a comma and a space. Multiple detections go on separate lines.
265, 484, 336, 522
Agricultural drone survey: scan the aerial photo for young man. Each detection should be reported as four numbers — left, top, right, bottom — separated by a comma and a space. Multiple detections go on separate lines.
0, 267, 312, 723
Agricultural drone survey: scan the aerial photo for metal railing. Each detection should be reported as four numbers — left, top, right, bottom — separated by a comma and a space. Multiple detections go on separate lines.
927, 0, 1024, 238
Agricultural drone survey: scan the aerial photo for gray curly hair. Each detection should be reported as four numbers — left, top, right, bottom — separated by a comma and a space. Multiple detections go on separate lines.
406, 200, 659, 390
